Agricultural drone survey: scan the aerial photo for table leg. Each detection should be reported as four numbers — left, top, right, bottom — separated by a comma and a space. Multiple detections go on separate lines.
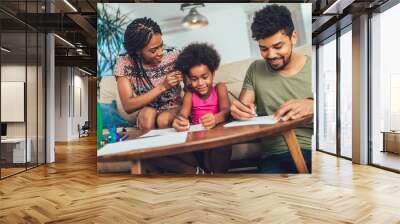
131, 160, 143, 175
382, 133, 386, 152
282, 129, 309, 173
97, 161, 131, 173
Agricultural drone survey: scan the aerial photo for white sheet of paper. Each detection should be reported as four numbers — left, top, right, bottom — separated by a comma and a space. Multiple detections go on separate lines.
139, 124, 207, 138
223, 115, 277, 127
97, 132, 188, 156
139, 128, 176, 138
188, 124, 207, 132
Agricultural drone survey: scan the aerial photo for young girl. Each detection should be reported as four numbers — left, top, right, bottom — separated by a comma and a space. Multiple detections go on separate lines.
172, 43, 232, 173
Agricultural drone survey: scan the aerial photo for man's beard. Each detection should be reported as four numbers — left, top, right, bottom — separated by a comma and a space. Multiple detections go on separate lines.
267, 48, 293, 71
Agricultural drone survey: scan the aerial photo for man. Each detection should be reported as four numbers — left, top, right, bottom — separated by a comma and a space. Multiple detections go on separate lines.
230, 4, 313, 173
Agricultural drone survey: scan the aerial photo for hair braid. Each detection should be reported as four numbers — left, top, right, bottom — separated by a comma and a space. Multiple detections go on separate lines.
124, 17, 162, 91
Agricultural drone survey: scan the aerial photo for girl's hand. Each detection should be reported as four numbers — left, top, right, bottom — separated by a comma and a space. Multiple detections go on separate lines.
162, 71, 182, 90
200, 113, 216, 129
172, 116, 190, 132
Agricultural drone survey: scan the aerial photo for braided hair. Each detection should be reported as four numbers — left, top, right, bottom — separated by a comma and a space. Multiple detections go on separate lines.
124, 17, 162, 93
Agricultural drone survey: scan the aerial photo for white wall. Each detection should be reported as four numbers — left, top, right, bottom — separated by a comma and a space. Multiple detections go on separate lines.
54, 67, 89, 141
163, 7, 252, 65
72, 73, 89, 138
0, 65, 40, 137
55, 67, 68, 141
1, 65, 26, 139
1, 63, 46, 164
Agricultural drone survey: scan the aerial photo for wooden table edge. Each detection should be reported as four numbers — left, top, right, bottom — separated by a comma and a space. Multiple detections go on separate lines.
98, 114, 313, 174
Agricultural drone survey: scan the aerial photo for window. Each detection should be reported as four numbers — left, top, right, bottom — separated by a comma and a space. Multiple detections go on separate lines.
0, 1, 47, 179
370, 2, 400, 171
339, 28, 352, 158
317, 36, 337, 154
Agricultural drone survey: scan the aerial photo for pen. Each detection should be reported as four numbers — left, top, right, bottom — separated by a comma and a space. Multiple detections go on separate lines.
228, 91, 257, 116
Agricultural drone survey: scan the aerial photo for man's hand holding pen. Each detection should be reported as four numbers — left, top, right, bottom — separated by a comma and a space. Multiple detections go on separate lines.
229, 91, 257, 121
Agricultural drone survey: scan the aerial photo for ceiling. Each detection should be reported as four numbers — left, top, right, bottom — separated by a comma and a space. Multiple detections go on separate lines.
0, 0, 395, 75
110, 3, 276, 22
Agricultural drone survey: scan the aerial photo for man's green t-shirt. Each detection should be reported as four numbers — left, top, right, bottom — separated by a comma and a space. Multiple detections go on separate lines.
242, 55, 313, 155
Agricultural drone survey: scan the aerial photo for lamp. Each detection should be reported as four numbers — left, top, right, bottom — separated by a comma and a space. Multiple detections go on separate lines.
322, 0, 355, 15
63, 0, 78, 12
54, 34, 75, 48
1, 47, 11, 53
78, 67, 93, 76
181, 3, 208, 29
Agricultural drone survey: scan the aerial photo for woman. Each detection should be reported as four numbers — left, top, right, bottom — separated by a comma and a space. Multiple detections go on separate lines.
114, 17, 201, 174
114, 17, 182, 130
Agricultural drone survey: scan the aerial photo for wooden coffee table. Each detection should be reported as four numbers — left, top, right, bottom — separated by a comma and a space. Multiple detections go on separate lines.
98, 114, 313, 174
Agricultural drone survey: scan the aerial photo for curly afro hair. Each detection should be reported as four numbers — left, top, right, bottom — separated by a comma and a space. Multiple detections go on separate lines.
251, 4, 294, 40
175, 43, 220, 77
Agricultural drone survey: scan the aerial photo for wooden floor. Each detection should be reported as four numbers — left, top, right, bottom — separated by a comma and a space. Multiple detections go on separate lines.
373, 151, 400, 171
1, 167, 26, 178
1, 135, 400, 223
1, 163, 45, 178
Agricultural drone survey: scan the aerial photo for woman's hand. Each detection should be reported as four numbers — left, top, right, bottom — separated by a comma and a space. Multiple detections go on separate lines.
172, 116, 190, 132
200, 113, 216, 129
162, 71, 182, 90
